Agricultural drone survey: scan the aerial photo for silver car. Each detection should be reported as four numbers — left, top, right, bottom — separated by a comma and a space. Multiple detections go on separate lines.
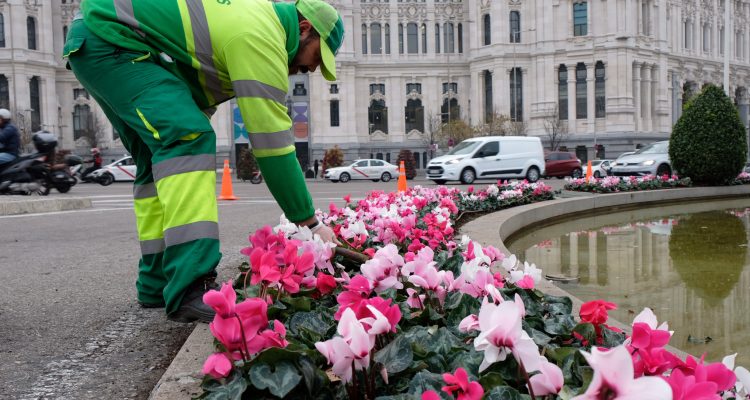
610, 141, 672, 177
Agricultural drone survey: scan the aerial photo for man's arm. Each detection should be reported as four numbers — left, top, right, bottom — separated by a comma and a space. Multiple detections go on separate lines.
223, 33, 315, 224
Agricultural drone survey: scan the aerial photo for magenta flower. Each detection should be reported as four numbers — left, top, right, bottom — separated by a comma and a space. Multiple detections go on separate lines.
529, 358, 564, 396
360, 297, 401, 333
335, 275, 372, 320
572, 345, 672, 400
441, 367, 484, 400
421, 391, 441, 400
202, 280, 237, 317
663, 368, 721, 400
315, 308, 374, 383
202, 352, 233, 379
579, 299, 617, 326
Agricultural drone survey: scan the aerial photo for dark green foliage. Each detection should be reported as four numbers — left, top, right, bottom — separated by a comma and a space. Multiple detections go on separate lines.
670, 84, 747, 184
237, 147, 258, 181
396, 149, 418, 180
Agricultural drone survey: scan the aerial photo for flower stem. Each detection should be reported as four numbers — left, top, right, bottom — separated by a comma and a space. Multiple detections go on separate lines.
519, 360, 537, 400
234, 314, 251, 362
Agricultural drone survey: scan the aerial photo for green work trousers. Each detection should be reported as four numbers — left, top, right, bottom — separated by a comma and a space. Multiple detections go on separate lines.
65, 19, 222, 315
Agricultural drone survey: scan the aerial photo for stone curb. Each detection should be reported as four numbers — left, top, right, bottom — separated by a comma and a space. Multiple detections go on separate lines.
150, 185, 750, 399
0, 197, 92, 215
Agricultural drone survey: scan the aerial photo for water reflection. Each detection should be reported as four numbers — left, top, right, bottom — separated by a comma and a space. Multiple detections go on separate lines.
507, 199, 750, 365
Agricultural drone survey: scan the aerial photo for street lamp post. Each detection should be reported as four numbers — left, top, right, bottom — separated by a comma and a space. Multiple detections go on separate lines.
511, 27, 536, 123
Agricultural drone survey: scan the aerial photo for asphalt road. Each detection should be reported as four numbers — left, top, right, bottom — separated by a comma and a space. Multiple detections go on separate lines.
0, 176, 566, 399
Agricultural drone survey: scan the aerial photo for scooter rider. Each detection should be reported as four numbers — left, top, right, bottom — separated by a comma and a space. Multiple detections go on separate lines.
80, 147, 103, 179
0, 109, 20, 165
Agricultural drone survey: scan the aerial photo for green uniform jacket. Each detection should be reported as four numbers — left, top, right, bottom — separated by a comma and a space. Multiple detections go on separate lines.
78, 0, 314, 222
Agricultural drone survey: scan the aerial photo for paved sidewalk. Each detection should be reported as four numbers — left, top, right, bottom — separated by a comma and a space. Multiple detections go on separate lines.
0, 196, 92, 215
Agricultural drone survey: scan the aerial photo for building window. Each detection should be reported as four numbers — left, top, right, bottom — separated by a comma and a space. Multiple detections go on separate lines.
329, 84, 339, 94
573, 2, 588, 37
576, 63, 587, 119
421, 24, 427, 54
370, 83, 385, 95
0, 14, 5, 48
27, 16, 37, 50
510, 68, 523, 122
703, 24, 710, 53
441, 98, 459, 124
361, 24, 368, 54
73, 104, 92, 140
385, 23, 391, 54
736, 31, 743, 59
407, 22, 418, 54
398, 24, 404, 54
595, 61, 605, 118
444, 22, 455, 53
74, 88, 90, 100
371, 23, 382, 54
510, 11, 521, 43
0, 75, 8, 110
30, 76, 41, 131
558, 65, 568, 120
293, 82, 307, 96
435, 23, 441, 53
406, 83, 422, 94
484, 70, 493, 122
330, 100, 340, 127
641, 0, 650, 36
404, 99, 424, 132
458, 23, 463, 53
483, 14, 491, 45
720, 27, 724, 55
63, 25, 68, 41
442, 82, 458, 94
369, 99, 388, 133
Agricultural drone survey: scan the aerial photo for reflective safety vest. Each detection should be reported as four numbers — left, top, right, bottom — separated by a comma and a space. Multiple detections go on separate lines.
80, 0, 295, 158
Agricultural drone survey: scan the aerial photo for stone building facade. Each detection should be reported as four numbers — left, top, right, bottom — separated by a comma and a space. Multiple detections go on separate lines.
2, 0, 749, 167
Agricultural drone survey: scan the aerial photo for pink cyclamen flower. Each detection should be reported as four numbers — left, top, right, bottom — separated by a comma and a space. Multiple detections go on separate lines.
663, 368, 720, 400
474, 295, 540, 372
572, 345, 673, 400
515, 275, 535, 289
315, 308, 373, 383
441, 367, 484, 400
458, 314, 479, 333
579, 300, 617, 326
421, 391, 441, 400
335, 275, 372, 320
629, 308, 672, 352
202, 352, 233, 379
529, 358, 564, 396
202, 280, 237, 317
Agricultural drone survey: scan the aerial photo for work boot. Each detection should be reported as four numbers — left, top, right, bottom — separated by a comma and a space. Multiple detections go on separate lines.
167, 275, 220, 323
138, 300, 166, 308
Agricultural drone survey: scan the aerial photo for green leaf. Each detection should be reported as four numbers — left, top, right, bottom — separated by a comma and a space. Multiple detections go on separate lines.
483, 386, 531, 400
280, 296, 311, 311
296, 355, 329, 396
251, 347, 309, 366
407, 371, 445, 396
545, 346, 579, 364
433, 327, 464, 355
572, 323, 597, 345
287, 311, 333, 339
374, 334, 414, 374
448, 349, 484, 378
543, 314, 577, 336
249, 362, 303, 398
478, 371, 505, 389
200, 370, 248, 400
543, 294, 573, 315
600, 326, 627, 347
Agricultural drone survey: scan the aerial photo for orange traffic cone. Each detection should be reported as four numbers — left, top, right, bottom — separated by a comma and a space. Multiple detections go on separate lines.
397, 161, 408, 192
585, 160, 593, 182
218, 159, 238, 200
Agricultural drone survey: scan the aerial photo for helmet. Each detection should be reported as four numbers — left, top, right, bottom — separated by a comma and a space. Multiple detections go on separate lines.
0, 109, 11, 120
91, 147, 100, 154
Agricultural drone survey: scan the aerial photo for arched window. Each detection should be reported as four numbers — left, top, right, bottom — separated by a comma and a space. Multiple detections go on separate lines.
510, 68, 523, 121
63, 25, 68, 41
0, 75, 8, 110
73, 104, 92, 140
385, 24, 391, 54
30, 76, 41, 131
444, 22, 455, 53
576, 63, 587, 119
413, 151, 421, 169
683, 81, 697, 105
370, 23, 382, 54
361, 24, 368, 54
573, 2, 588, 36
404, 98, 424, 132
0, 14, 5, 47
407, 23, 418, 54
458, 23, 463, 53
483, 70, 493, 123
558, 65, 568, 120
369, 99, 388, 133
421, 24, 427, 54
441, 98, 459, 124
398, 24, 404, 54
27, 16, 37, 50
595, 61, 606, 118
510, 11, 521, 43
435, 23, 441, 53
483, 14, 491, 45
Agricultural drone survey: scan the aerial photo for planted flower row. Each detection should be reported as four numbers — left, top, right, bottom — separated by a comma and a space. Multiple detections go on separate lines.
198, 182, 748, 399
564, 175, 692, 193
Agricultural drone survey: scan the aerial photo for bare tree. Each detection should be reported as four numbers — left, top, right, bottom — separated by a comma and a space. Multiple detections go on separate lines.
507, 120, 528, 136
15, 112, 34, 152
542, 104, 568, 151
474, 111, 511, 136
87, 112, 108, 149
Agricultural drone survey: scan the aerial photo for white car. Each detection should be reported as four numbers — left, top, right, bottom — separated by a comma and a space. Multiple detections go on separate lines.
582, 159, 613, 178
324, 159, 400, 183
90, 156, 137, 185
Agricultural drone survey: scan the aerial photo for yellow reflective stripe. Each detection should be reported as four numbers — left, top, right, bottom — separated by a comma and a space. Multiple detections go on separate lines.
136, 108, 160, 140
176, 1, 205, 90
155, 170, 217, 230
180, 132, 201, 141
134, 197, 164, 240
253, 145, 296, 158
236, 97, 291, 133
131, 53, 151, 63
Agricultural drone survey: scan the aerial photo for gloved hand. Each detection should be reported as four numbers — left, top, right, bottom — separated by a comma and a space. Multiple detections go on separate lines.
313, 224, 340, 245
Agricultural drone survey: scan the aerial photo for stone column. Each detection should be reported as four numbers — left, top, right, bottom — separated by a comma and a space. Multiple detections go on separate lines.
672, 73, 683, 124
587, 63, 596, 133
567, 63, 576, 133
569, 232, 579, 278
642, 64, 652, 132
588, 232, 598, 281
633, 62, 642, 132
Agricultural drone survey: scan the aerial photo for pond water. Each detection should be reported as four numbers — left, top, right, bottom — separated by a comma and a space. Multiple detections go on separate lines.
506, 198, 750, 365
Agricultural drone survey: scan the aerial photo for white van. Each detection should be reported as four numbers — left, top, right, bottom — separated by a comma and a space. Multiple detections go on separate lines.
426, 136, 545, 184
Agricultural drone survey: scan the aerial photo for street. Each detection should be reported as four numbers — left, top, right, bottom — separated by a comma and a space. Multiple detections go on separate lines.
0, 176, 566, 399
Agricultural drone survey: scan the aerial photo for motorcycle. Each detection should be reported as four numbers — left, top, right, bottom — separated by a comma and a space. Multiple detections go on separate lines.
70, 156, 107, 184
250, 170, 262, 184
0, 132, 76, 195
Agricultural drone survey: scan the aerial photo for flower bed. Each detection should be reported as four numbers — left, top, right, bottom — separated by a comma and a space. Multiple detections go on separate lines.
564, 175, 692, 193
198, 183, 748, 399
733, 172, 750, 185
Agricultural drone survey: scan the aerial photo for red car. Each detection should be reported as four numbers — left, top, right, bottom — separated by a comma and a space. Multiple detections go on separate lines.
544, 151, 582, 178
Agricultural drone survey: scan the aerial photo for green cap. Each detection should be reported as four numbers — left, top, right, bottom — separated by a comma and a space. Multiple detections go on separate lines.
296, 0, 344, 81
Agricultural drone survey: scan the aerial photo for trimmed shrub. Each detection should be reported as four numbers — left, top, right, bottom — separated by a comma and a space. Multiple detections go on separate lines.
396, 149, 417, 180
322, 145, 344, 173
670, 84, 747, 185
237, 147, 258, 181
